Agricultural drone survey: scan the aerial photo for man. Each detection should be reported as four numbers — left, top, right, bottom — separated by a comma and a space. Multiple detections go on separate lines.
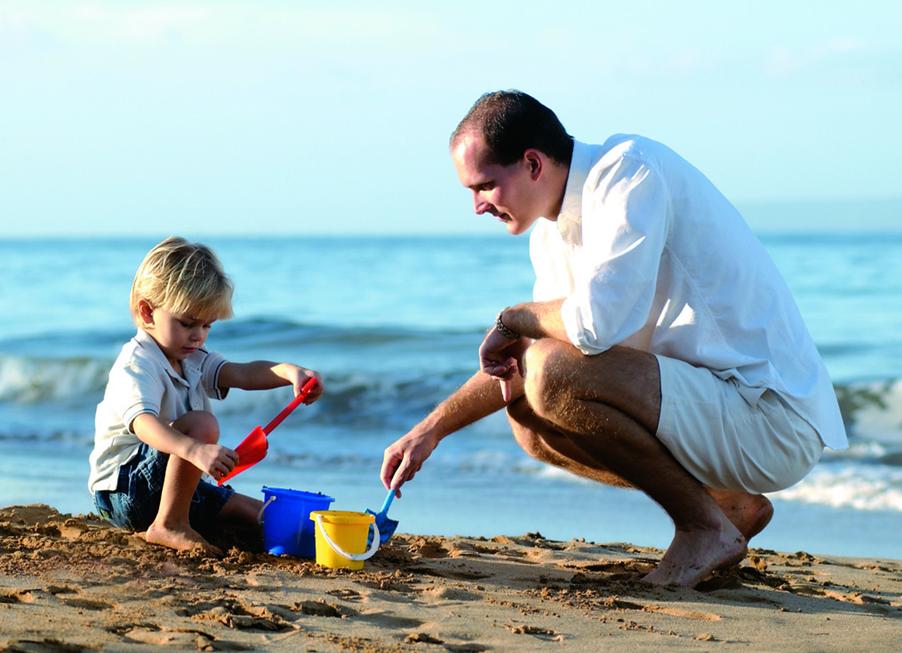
380, 90, 847, 587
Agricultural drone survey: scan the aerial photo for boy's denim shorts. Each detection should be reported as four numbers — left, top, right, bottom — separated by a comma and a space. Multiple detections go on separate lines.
93, 443, 235, 534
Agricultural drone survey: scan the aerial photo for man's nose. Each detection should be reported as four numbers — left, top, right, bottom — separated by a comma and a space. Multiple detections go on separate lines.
473, 193, 490, 214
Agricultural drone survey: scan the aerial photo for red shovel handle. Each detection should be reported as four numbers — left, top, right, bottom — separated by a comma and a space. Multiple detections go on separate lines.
262, 376, 318, 435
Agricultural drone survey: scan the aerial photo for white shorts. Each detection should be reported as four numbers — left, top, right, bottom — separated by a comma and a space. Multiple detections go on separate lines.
655, 355, 824, 494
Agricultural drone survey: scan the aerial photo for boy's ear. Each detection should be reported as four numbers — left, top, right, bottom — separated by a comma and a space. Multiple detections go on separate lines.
137, 300, 155, 327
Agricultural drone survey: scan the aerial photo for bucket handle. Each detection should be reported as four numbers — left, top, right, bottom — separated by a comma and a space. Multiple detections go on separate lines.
257, 495, 276, 525
314, 514, 380, 562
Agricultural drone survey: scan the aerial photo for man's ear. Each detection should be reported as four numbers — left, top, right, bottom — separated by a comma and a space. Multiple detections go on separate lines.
524, 149, 543, 180
137, 299, 155, 327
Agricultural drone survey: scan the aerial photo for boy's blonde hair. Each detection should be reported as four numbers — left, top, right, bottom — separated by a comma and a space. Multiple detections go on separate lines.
130, 236, 234, 325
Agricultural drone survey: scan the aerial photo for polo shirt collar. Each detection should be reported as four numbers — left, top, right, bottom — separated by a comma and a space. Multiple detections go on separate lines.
134, 329, 192, 388
554, 139, 593, 246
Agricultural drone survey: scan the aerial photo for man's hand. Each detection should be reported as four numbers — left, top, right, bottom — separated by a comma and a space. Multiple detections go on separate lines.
479, 329, 529, 402
188, 442, 238, 478
380, 428, 440, 494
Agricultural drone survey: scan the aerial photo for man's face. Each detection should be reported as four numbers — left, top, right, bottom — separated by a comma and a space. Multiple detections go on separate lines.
451, 132, 543, 236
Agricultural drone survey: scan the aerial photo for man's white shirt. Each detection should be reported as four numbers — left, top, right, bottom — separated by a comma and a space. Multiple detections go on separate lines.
529, 136, 848, 450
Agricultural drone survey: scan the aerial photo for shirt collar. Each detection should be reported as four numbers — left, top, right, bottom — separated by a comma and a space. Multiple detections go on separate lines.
554, 139, 593, 246
134, 329, 191, 387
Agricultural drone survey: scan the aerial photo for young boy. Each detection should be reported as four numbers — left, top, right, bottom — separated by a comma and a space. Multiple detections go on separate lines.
88, 236, 323, 554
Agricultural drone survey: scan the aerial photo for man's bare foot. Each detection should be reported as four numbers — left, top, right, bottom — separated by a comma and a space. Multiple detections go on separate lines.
708, 489, 773, 540
143, 521, 222, 556
642, 513, 747, 588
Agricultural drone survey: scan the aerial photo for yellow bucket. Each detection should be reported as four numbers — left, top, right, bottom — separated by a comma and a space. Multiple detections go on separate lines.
309, 510, 380, 570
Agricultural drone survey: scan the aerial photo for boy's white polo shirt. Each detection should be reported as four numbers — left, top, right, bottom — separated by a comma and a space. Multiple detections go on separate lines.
88, 329, 228, 494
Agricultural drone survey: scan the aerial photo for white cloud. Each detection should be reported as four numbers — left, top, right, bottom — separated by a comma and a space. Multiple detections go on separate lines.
0, 1, 440, 49
764, 38, 868, 78
73, 3, 212, 44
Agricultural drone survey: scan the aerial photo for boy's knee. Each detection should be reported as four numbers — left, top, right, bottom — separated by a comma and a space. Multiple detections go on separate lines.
171, 411, 220, 444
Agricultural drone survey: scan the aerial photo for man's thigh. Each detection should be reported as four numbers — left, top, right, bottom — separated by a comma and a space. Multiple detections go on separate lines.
524, 339, 662, 435
655, 355, 823, 493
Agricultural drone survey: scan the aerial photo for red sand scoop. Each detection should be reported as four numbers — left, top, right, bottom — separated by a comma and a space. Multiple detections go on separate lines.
217, 377, 318, 486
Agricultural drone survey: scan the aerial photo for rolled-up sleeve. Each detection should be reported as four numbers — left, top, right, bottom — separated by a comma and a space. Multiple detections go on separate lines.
561, 154, 670, 355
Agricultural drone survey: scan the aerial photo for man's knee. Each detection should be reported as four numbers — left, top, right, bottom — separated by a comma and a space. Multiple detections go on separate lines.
510, 422, 551, 462
522, 338, 572, 419
506, 398, 552, 462
171, 411, 220, 444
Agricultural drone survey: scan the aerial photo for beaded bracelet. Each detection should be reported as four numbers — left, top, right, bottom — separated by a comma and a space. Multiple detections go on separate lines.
495, 310, 520, 339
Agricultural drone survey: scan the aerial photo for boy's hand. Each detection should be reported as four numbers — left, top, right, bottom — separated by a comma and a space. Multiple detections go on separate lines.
286, 365, 324, 404
189, 442, 238, 479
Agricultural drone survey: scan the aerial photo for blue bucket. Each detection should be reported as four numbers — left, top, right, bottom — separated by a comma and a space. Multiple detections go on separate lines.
260, 487, 335, 557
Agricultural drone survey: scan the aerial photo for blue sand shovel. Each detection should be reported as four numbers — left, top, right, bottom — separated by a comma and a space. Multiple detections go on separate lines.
366, 489, 399, 545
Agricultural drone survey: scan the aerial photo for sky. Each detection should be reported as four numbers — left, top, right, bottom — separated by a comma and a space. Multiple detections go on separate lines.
1, 1, 900, 236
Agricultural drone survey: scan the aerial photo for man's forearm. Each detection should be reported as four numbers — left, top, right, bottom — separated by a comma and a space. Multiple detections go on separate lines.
420, 370, 521, 441
499, 299, 567, 343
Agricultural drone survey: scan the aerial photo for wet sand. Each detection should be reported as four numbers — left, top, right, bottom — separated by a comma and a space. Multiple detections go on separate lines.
1, 505, 899, 652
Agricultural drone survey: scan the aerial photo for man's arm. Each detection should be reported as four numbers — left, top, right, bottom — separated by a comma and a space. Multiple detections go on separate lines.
381, 299, 563, 493
479, 299, 567, 399
380, 370, 524, 492
500, 299, 567, 342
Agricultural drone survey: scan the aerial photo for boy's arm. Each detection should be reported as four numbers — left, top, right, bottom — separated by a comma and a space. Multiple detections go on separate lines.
218, 361, 323, 402
131, 413, 237, 477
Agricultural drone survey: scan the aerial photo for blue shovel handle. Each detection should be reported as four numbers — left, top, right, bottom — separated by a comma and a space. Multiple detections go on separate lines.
379, 489, 396, 516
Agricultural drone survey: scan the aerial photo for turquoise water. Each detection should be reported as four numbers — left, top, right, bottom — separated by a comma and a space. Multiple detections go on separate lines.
0, 233, 900, 558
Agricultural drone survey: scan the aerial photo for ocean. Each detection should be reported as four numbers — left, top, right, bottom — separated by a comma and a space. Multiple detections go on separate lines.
0, 232, 900, 559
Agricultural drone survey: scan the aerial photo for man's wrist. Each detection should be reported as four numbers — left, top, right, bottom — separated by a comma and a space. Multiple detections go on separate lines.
495, 309, 520, 340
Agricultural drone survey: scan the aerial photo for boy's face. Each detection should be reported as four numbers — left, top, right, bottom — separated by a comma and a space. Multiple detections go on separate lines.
139, 302, 213, 367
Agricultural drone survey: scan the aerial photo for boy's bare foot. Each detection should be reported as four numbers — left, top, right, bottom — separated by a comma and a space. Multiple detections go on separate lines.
709, 489, 773, 540
143, 522, 222, 556
641, 513, 747, 588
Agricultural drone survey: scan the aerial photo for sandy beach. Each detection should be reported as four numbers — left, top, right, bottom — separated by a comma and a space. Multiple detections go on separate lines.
0, 505, 899, 652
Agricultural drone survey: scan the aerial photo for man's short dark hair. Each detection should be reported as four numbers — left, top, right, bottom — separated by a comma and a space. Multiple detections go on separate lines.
451, 90, 573, 166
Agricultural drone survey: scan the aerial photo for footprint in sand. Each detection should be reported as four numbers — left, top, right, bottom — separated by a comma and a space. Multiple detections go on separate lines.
1, 638, 88, 653
121, 625, 215, 649
325, 587, 363, 602
645, 605, 722, 621
355, 611, 425, 629
409, 537, 450, 559
60, 597, 113, 611
406, 632, 445, 644
505, 622, 564, 641
451, 541, 535, 564
45, 585, 79, 596
418, 585, 482, 602
0, 589, 39, 604
407, 563, 491, 581
294, 599, 345, 618
177, 597, 296, 632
